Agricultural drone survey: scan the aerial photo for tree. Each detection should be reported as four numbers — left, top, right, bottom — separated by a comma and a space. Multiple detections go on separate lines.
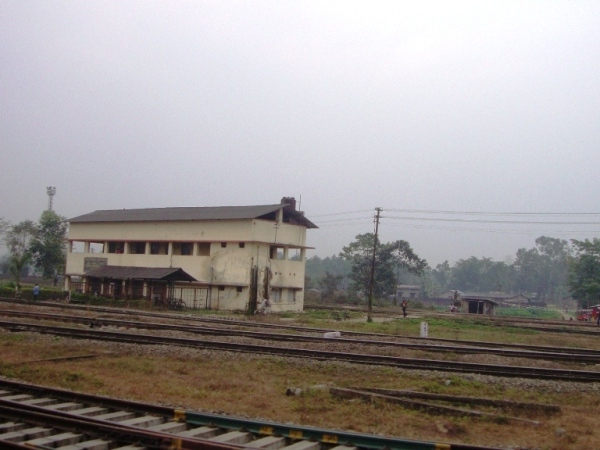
3, 220, 36, 295
514, 236, 571, 301
319, 271, 344, 299
514, 248, 540, 294
4, 220, 36, 256
30, 210, 68, 279
340, 233, 377, 298
451, 257, 514, 293
430, 260, 452, 294
568, 238, 600, 309
340, 233, 427, 300
0, 219, 9, 275
0, 218, 9, 237
535, 236, 571, 301
0, 254, 10, 276
9, 253, 31, 295
305, 255, 351, 289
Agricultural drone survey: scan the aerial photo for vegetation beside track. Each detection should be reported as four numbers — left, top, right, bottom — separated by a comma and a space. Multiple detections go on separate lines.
494, 307, 563, 320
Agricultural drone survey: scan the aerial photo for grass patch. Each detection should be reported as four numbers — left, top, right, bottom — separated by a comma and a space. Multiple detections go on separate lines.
495, 307, 563, 320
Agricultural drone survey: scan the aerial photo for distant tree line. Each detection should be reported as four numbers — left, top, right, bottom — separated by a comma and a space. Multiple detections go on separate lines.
306, 235, 600, 309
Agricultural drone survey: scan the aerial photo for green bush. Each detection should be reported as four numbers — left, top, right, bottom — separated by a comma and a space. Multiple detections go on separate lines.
0, 285, 66, 301
0, 286, 15, 298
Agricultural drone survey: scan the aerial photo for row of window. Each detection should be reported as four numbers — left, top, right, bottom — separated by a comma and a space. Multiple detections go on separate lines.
271, 288, 297, 303
72, 241, 243, 256
71, 241, 303, 260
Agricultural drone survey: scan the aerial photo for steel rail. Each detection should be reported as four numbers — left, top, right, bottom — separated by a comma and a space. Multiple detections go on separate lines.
0, 379, 501, 450
2, 320, 600, 382
3, 309, 600, 364
0, 399, 237, 450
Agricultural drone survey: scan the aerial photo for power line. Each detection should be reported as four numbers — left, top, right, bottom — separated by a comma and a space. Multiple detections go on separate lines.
382, 221, 598, 235
385, 208, 600, 216
309, 209, 374, 218
316, 216, 374, 224
382, 215, 600, 225
308, 208, 600, 235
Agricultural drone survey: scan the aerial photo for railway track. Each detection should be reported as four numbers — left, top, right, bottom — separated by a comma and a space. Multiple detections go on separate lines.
0, 378, 498, 450
2, 319, 600, 382
5, 296, 600, 340
3, 308, 600, 365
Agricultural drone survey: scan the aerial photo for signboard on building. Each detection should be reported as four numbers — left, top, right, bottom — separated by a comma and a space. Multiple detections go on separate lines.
84, 257, 108, 273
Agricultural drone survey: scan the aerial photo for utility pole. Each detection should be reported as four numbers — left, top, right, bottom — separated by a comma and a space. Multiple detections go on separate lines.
367, 207, 381, 322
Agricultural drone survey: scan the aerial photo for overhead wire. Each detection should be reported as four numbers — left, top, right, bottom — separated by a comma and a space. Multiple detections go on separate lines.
309, 207, 599, 235
385, 208, 600, 216
381, 221, 597, 235
382, 215, 600, 225
309, 209, 374, 218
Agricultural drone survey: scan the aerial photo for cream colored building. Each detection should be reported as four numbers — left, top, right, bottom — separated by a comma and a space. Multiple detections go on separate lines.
65, 197, 317, 312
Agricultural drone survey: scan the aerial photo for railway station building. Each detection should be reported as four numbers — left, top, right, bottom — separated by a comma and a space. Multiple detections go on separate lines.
64, 197, 317, 312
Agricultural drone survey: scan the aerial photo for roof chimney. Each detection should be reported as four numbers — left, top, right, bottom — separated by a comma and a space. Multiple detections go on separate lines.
281, 197, 296, 211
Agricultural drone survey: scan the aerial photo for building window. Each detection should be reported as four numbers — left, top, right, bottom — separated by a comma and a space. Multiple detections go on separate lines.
70, 241, 85, 253
236, 286, 243, 293
287, 289, 296, 303
270, 246, 285, 260
198, 243, 210, 256
129, 242, 146, 254
288, 248, 301, 260
173, 242, 193, 255
271, 288, 282, 302
221, 242, 227, 248
239, 242, 245, 248
218, 285, 225, 291
150, 242, 168, 255
89, 242, 104, 253
108, 242, 125, 254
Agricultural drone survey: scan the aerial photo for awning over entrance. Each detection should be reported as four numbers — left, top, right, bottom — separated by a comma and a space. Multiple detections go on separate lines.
85, 265, 197, 282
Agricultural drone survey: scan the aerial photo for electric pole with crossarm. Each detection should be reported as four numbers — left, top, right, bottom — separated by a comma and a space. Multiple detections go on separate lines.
367, 207, 381, 322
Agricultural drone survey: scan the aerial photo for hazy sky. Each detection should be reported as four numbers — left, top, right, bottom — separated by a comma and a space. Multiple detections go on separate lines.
1, 1, 599, 266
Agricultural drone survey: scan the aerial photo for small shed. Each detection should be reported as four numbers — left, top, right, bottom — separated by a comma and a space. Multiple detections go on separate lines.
396, 284, 421, 299
461, 295, 498, 315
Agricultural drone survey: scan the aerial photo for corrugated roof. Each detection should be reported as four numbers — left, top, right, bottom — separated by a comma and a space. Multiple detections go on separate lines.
85, 265, 197, 282
69, 203, 317, 228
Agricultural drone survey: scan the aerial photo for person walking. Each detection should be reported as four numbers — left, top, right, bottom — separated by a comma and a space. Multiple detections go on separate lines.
33, 284, 40, 301
401, 299, 408, 318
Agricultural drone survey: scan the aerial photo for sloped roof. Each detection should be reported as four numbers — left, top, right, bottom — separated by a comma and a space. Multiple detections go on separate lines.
461, 295, 499, 305
69, 203, 317, 228
85, 265, 197, 282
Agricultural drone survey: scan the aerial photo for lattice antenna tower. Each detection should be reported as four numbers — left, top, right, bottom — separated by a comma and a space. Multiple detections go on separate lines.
46, 186, 56, 211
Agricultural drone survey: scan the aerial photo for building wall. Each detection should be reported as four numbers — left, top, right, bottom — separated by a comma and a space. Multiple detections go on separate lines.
67, 219, 306, 246
66, 218, 308, 312
396, 285, 421, 299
